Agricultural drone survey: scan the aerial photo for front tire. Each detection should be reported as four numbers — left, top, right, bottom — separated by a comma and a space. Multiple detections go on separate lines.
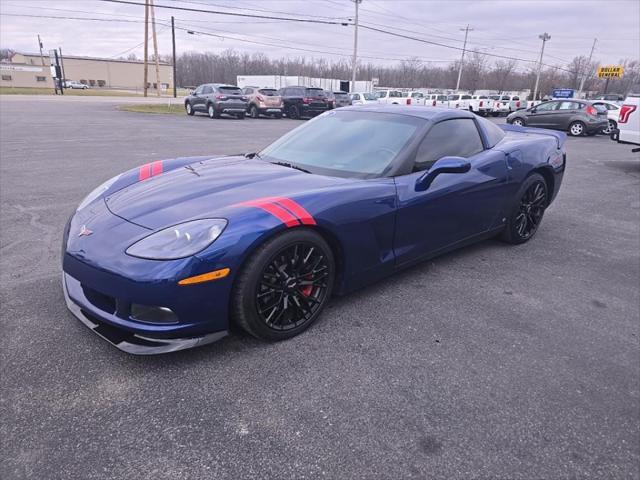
568, 121, 585, 136
500, 173, 548, 245
512, 118, 525, 126
231, 229, 335, 341
185, 102, 194, 116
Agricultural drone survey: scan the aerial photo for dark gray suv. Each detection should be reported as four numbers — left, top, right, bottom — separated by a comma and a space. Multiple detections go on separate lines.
507, 99, 608, 136
185, 83, 248, 119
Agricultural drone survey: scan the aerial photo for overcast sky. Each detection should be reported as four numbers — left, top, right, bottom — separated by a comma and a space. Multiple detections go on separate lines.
1, 0, 638, 72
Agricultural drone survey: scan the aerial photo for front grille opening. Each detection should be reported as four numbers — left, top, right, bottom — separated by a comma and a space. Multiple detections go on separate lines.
130, 304, 178, 324
82, 285, 116, 314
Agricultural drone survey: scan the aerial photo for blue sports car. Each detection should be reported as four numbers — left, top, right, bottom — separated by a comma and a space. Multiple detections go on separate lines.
62, 106, 566, 354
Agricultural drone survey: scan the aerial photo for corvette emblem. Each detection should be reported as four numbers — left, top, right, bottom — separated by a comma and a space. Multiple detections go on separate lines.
78, 225, 93, 237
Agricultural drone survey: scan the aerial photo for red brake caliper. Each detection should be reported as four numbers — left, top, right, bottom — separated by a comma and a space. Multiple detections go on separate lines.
301, 275, 313, 297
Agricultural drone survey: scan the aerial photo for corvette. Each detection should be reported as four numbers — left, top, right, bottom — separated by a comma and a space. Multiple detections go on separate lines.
62, 106, 566, 354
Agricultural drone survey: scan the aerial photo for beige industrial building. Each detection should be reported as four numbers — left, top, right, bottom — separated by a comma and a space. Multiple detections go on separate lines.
0, 52, 173, 91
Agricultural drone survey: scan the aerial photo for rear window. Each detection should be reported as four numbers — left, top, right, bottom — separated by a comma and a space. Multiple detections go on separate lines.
461, 95, 472, 100
219, 86, 242, 94
489, 95, 500, 100
334, 92, 349, 99
437, 95, 447, 101
476, 116, 505, 147
305, 88, 325, 97
259, 89, 277, 96
363, 93, 377, 100
501, 96, 510, 101
448, 95, 460, 100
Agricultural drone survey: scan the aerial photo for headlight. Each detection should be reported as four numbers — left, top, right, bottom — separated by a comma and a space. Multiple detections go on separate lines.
126, 219, 227, 260
77, 174, 121, 211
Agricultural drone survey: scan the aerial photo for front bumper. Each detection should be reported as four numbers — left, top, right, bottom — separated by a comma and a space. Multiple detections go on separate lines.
63, 272, 228, 354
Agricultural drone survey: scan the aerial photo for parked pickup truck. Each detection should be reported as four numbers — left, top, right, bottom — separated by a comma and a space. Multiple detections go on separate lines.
377, 89, 409, 105
491, 94, 525, 115
424, 93, 449, 108
447, 94, 472, 109
468, 95, 494, 116
610, 95, 640, 152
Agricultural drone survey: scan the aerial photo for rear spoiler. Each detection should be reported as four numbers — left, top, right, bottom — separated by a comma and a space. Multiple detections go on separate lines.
500, 124, 566, 149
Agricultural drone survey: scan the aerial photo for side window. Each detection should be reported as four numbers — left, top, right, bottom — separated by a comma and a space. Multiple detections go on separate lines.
379, 91, 388, 98
203, 85, 213, 95
535, 102, 557, 112
413, 119, 484, 172
558, 101, 579, 110
194, 85, 204, 95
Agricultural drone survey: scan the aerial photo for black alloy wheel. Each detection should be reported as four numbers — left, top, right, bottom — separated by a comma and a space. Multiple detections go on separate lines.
232, 229, 335, 340
256, 242, 330, 331
501, 173, 548, 244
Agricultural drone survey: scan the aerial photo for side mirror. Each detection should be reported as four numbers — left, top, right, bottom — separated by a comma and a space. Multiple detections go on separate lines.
415, 156, 471, 192
530, 107, 537, 113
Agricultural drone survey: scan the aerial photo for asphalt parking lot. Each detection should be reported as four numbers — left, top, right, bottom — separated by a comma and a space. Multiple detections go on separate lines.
1, 95, 639, 480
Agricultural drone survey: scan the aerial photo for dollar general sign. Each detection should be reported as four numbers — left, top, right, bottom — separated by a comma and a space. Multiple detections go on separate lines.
597, 66, 624, 78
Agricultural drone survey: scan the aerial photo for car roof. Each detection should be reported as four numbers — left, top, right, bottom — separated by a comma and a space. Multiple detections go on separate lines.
339, 104, 477, 121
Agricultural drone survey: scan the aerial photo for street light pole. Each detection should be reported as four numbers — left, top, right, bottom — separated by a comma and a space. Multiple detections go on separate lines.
532, 32, 551, 102
455, 24, 472, 91
351, 0, 362, 93
578, 38, 597, 98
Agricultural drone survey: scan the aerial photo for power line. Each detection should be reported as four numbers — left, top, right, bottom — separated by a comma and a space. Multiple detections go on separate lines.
98, 0, 350, 25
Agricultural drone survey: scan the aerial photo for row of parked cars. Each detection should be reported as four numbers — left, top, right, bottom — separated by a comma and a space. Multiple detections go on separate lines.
184, 84, 354, 120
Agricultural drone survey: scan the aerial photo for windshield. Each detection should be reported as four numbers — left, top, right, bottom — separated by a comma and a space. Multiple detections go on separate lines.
259, 110, 425, 178
363, 92, 377, 100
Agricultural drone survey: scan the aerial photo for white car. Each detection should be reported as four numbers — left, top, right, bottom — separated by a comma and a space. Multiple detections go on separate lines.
610, 95, 640, 150
349, 92, 378, 105
64, 80, 89, 90
590, 100, 621, 135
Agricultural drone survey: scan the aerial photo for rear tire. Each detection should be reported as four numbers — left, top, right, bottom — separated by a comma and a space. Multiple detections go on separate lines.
231, 229, 335, 341
249, 105, 259, 119
568, 121, 585, 136
500, 173, 548, 245
602, 119, 616, 135
287, 104, 300, 119
185, 102, 194, 116
237, 112, 245, 120
208, 104, 215, 119
512, 118, 525, 126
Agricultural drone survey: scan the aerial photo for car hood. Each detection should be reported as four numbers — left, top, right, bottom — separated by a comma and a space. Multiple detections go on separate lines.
105, 156, 348, 229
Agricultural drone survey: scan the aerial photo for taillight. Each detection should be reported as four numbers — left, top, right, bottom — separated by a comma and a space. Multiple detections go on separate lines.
516, 101, 520, 108
256, 95, 264, 102
479, 100, 483, 107
586, 105, 597, 116
216, 95, 227, 100
303, 97, 312, 104
406, 98, 411, 105
619, 104, 637, 123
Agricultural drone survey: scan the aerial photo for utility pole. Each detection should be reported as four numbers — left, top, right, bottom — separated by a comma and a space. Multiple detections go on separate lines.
171, 16, 177, 98
350, 0, 362, 93
37, 35, 45, 66
58, 47, 66, 87
54, 49, 63, 95
455, 24, 472, 91
143, 0, 149, 97
149, 0, 161, 96
578, 38, 597, 98
532, 32, 551, 102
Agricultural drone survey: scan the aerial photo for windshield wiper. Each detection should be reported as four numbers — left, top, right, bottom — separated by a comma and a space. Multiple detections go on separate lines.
271, 161, 311, 174
244, 152, 262, 160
